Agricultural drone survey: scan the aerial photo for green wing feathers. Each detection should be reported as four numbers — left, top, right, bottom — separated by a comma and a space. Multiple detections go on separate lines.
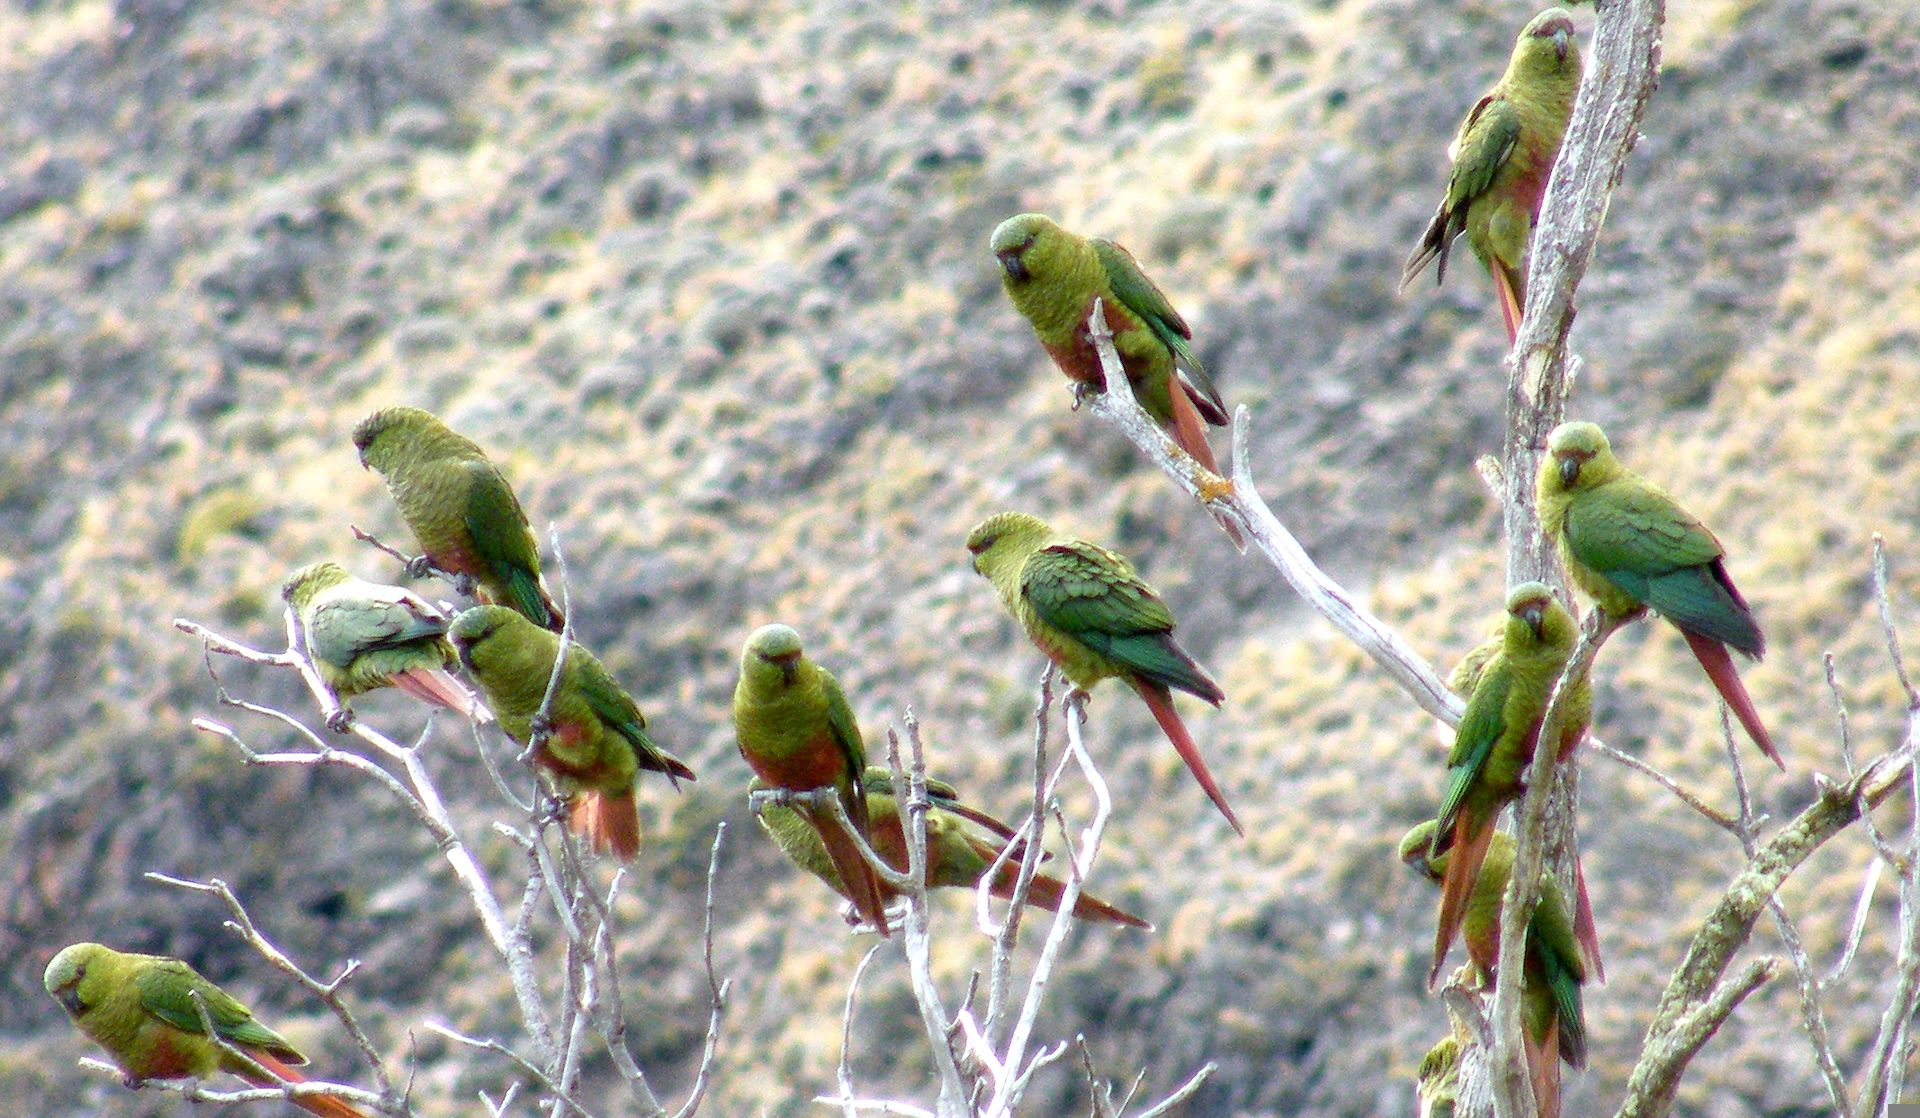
136, 964, 301, 1062
1092, 237, 1228, 425
1022, 542, 1221, 703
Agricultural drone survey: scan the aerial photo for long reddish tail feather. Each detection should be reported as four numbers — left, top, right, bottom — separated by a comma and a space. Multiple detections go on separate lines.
1528, 1024, 1562, 1118
1131, 681, 1243, 836
991, 865, 1152, 929
570, 790, 641, 860
1430, 815, 1497, 987
1166, 387, 1246, 549
805, 804, 893, 937
242, 1051, 373, 1118
390, 668, 493, 724
1489, 258, 1524, 343
1681, 629, 1785, 769
1570, 844, 1604, 984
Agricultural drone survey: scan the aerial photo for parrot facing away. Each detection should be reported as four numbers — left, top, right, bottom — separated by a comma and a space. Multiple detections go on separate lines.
450, 606, 694, 859
1402, 9, 1583, 341
733, 624, 891, 936
1426, 582, 1595, 986
1401, 823, 1588, 1118
44, 942, 371, 1118
352, 406, 564, 631
1537, 420, 1783, 769
281, 561, 491, 727
990, 213, 1230, 477
965, 510, 1241, 835
755, 766, 1150, 929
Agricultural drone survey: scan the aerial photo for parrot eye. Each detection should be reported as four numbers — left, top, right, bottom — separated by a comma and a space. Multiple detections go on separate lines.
967, 533, 996, 555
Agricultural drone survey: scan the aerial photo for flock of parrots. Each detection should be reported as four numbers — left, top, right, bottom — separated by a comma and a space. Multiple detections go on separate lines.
41, 8, 1784, 1117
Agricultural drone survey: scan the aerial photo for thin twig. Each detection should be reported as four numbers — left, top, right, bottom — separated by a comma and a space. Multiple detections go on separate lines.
425, 1022, 604, 1118
671, 824, 734, 1118
146, 873, 396, 1100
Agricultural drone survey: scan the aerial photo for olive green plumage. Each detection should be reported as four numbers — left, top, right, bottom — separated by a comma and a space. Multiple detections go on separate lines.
449, 606, 693, 859
280, 561, 489, 724
755, 767, 1150, 928
733, 624, 891, 935
1401, 824, 1587, 1118
1426, 582, 1589, 986
44, 942, 368, 1118
1403, 9, 1582, 340
965, 510, 1240, 833
1415, 1032, 1462, 1118
990, 213, 1229, 474
352, 406, 563, 631
1537, 420, 1782, 767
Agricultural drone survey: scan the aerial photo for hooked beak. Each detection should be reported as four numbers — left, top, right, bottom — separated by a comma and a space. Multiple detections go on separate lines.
1521, 603, 1546, 641
1558, 455, 1581, 489
1553, 27, 1571, 62
996, 249, 1029, 283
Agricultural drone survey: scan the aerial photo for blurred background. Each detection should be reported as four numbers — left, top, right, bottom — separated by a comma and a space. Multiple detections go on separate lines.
2, 0, 1917, 1113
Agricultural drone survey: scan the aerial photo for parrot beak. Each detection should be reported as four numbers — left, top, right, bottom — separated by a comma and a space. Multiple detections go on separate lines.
779, 659, 797, 685
996, 249, 1030, 283
1553, 27, 1571, 62
1521, 603, 1546, 641
1558, 454, 1582, 489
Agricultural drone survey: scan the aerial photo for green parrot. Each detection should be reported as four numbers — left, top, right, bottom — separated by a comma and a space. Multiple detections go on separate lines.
352, 406, 563, 631
1426, 583, 1594, 986
44, 942, 370, 1118
965, 511, 1240, 834
280, 561, 491, 727
449, 606, 694, 859
990, 213, 1229, 476
1537, 420, 1783, 769
1402, 9, 1583, 341
1415, 1032, 1461, 1118
733, 624, 892, 935
1401, 823, 1588, 1118
755, 766, 1150, 929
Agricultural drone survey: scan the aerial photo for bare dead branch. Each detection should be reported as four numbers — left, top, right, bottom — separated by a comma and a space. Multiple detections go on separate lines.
146, 873, 397, 1101
425, 1022, 603, 1118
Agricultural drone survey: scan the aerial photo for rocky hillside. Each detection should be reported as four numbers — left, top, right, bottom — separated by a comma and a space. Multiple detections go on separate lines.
2, 0, 1918, 1114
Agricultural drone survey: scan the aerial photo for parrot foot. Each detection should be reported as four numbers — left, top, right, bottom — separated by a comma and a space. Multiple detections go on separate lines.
529, 713, 554, 743
1198, 475, 1235, 502
325, 706, 356, 734
1069, 382, 1097, 411
404, 554, 435, 580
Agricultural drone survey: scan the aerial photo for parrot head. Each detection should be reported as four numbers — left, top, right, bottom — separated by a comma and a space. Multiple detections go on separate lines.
741, 623, 805, 687
1516, 8, 1580, 72
280, 560, 352, 607
1416, 1033, 1463, 1118
44, 942, 106, 1018
1543, 420, 1616, 493
1504, 581, 1557, 642
963, 510, 1051, 579
1398, 821, 1447, 882
353, 405, 475, 471
989, 213, 1059, 285
448, 604, 531, 672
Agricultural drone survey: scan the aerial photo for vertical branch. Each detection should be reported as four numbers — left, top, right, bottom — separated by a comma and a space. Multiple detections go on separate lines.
1501, 0, 1668, 586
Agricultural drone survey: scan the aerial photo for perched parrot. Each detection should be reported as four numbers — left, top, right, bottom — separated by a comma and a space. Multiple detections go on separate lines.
755, 766, 1151, 929
1402, 9, 1583, 341
965, 511, 1241, 834
1401, 823, 1588, 1118
449, 606, 694, 859
990, 213, 1230, 476
280, 561, 491, 726
733, 624, 891, 936
1426, 583, 1594, 986
1537, 421, 1783, 769
1415, 1032, 1462, 1118
44, 942, 370, 1118
352, 406, 563, 631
